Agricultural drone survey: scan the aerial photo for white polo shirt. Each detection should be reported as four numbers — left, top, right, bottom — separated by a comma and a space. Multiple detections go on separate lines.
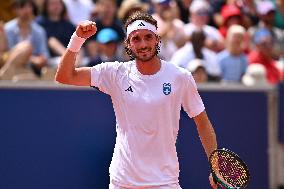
91, 60, 205, 188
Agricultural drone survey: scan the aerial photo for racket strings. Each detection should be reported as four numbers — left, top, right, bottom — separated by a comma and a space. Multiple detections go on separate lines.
211, 151, 249, 187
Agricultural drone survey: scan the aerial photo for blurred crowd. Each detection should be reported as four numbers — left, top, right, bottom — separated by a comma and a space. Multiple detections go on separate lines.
0, 0, 283, 86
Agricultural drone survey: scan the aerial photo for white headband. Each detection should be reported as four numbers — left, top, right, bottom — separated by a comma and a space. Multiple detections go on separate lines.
126, 20, 157, 38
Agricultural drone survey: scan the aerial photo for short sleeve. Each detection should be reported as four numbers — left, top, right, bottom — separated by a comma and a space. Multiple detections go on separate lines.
91, 61, 120, 95
4, 22, 16, 50
181, 71, 205, 118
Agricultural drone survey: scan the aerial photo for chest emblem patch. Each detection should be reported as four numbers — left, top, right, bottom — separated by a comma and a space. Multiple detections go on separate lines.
163, 83, 171, 95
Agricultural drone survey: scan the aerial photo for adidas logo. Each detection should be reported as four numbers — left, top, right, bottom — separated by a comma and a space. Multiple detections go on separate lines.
125, 86, 133, 92
138, 22, 145, 27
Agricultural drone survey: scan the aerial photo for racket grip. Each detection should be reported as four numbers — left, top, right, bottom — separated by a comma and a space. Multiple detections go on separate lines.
212, 173, 225, 189
212, 173, 218, 184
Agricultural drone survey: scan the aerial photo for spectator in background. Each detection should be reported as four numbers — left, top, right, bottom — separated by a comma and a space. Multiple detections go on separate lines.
171, 29, 221, 81
218, 2, 251, 54
217, 25, 248, 83
63, 0, 95, 26
36, 0, 76, 68
236, 0, 259, 27
88, 28, 121, 67
210, 0, 259, 29
248, 28, 281, 85
274, 0, 284, 29
218, 4, 242, 38
86, 0, 125, 65
184, 0, 224, 52
249, 0, 284, 59
174, 0, 192, 23
186, 59, 208, 83
207, 0, 225, 28
91, 0, 125, 42
118, 0, 149, 24
0, 0, 49, 80
152, 0, 187, 61
242, 64, 268, 86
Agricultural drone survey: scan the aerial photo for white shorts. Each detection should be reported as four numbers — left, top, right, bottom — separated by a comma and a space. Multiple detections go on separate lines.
109, 182, 182, 189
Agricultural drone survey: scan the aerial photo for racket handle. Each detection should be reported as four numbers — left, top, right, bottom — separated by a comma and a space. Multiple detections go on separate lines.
216, 184, 226, 189
212, 175, 225, 189
212, 174, 218, 185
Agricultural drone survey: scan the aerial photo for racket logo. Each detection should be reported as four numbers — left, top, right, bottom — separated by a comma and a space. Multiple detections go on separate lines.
163, 83, 171, 95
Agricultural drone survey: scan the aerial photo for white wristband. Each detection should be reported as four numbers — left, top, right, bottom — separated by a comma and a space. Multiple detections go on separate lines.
67, 33, 86, 53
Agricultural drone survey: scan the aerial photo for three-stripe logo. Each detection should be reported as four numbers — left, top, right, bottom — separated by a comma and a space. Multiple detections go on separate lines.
138, 22, 145, 27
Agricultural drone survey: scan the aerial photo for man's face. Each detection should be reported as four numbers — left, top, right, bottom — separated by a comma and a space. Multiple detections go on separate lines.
257, 36, 273, 56
127, 29, 158, 62
16, 3, 34, 21
47, 0, 64, 17
99, 0, 117, 18
231, 33, 244, 44
226, 16, 242, 27
99, 42, 117, 57
228, 33, 244, 55
191, 9, 209, 26
261, 11, 275, 24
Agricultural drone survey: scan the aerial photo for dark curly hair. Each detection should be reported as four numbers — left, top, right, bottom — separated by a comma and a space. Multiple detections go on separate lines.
13, 0, 38, 16
191, 29, 206, 59
42, 0, 67, 20
124, 11, 161, 60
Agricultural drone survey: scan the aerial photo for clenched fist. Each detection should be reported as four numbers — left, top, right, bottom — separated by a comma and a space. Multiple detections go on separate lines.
75, 20, 97, 39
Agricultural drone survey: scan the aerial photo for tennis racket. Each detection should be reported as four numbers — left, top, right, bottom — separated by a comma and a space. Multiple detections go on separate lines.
209, 148, 250, 189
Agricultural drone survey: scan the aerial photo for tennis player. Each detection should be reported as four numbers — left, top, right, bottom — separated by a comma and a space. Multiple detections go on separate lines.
55, 12, 218, 189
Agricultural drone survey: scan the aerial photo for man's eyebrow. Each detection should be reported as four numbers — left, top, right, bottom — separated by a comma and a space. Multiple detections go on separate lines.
131, 35, 140, 39
145, 33, 154, 37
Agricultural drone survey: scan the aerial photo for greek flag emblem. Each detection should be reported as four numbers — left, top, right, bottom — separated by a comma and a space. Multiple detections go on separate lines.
163, 83, 171, 95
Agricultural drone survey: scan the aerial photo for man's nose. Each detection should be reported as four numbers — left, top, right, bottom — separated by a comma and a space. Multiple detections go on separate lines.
139, 39, 147, 48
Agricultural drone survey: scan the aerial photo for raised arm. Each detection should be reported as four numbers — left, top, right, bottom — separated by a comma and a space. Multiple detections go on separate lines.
55, 21, 97, 86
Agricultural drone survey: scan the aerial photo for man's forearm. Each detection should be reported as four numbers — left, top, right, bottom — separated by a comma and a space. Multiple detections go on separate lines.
197, 120, 217, 159
194, 111, 218, 159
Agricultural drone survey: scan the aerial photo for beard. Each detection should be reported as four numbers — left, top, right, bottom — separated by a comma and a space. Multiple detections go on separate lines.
132, 47, 157, 62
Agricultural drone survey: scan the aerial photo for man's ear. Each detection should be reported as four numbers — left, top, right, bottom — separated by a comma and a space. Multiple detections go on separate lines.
156, 35, 161, 46
124, 39, 130, 48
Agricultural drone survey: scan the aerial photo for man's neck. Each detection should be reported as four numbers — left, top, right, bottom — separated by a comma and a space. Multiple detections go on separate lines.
260, 21, 273, 28
49, 15, 60, 22
17, 18, 31, 29
17, 18, 32, 38
136, 57, 161, 75
228, 48, 242, 56
101, 16, 114, 26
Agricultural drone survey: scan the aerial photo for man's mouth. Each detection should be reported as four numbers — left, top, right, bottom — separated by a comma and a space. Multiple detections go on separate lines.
138, 48, 151, 53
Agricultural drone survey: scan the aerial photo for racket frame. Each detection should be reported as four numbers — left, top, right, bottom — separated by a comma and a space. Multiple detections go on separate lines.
209, 148, 250, 189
